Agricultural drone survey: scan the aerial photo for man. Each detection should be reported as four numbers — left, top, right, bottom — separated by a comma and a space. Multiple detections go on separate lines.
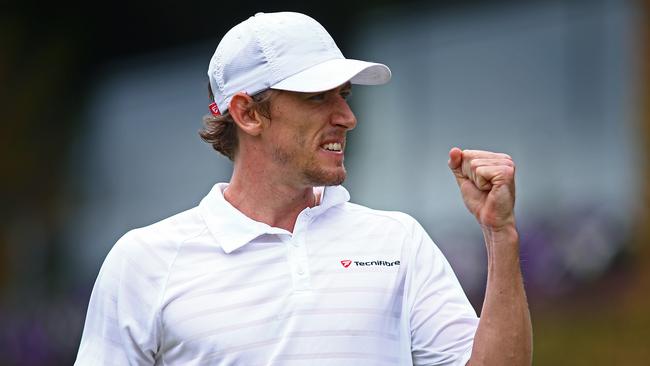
76, 11, 532, 365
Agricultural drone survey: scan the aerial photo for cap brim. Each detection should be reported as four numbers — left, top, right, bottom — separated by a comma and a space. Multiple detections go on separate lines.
270, 58, 391, 92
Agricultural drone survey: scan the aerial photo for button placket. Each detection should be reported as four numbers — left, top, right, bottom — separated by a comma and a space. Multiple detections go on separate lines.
287, 216, 312, 291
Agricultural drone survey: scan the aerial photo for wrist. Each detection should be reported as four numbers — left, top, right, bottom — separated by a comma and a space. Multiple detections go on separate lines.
481, 223, 522, 275
481, 223, 519, 247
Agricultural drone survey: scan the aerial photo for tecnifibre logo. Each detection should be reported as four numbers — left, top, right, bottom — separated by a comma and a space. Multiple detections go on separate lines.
340, 259, 400, 268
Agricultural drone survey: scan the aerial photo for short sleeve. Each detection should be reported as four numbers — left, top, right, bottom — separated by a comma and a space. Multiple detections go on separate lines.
405, 220, 479, 366
75, 231, 166, 365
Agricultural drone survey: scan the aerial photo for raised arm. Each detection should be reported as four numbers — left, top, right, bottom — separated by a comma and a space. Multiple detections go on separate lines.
447, 147, 532, 366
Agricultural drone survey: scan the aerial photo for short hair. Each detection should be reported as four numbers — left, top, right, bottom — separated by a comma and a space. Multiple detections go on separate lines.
199, 84, 274, 161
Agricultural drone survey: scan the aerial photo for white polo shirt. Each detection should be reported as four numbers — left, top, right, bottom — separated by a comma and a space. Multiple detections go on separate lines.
75, 183, 479, 366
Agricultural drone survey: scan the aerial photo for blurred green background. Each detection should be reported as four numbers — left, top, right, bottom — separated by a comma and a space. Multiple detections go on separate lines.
1, 0, 649, 364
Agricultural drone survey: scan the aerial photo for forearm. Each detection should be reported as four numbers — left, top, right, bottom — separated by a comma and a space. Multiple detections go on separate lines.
467, 225, 532, 366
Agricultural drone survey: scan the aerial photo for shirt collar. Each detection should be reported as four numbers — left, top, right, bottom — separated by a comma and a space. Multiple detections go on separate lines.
199, 183, 350, 254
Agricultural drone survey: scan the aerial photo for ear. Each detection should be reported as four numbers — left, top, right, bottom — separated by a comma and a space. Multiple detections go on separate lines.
229, 92, 265, 136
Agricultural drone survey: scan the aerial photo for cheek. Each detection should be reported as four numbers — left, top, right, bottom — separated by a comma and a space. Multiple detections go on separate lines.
268, 109, 320, 151
270, 127, 307, 156
277, 122, 314, 151
295, 126, 314, 148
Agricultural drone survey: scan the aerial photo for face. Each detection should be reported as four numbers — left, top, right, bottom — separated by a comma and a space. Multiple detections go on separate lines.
260, 82, 357, 187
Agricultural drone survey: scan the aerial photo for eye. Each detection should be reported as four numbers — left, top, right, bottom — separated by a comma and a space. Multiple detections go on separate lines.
308, 92, 327, 101
340, 90, 352, 100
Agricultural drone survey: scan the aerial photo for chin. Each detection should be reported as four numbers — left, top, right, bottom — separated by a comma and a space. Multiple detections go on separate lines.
304, 167, 347, 186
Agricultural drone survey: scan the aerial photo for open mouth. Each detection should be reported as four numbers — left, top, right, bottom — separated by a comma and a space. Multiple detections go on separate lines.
321, 142, 342, 152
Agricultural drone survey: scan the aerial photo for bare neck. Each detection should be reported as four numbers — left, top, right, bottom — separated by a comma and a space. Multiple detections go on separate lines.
224, 162, 317, 233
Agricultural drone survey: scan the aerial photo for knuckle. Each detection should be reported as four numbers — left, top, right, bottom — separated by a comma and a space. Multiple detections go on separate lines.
502, 166, 515, 178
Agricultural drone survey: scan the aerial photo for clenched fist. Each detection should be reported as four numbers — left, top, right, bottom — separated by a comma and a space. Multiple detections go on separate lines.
448, 147, 516, 230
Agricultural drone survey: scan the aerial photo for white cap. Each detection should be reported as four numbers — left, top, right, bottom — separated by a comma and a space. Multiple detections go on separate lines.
207, 12, 391, 114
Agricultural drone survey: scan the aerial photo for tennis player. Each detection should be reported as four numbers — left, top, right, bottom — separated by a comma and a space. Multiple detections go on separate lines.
75, 11, 532, 365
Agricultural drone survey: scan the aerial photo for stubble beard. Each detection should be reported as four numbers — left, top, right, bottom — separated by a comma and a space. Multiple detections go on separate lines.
303, 162, 347, 187
271, 146, 347, 187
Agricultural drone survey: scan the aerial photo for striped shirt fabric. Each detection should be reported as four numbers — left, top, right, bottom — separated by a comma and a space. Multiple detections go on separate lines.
75, 183, 479, 365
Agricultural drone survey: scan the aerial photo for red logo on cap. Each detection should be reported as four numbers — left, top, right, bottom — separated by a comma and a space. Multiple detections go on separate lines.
209, 102, 221, 116
341, 260, 351, 268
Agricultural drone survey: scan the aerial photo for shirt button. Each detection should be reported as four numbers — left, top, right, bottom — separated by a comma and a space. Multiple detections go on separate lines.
297, 267, 305, 275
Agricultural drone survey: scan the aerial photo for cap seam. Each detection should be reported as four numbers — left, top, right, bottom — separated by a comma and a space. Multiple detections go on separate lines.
251, 17, 279, 89
314, 22, 338, 57
213, 51, 226, 96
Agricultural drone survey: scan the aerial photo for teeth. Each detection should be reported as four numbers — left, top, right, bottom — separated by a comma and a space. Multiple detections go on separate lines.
322, 142, 342, 151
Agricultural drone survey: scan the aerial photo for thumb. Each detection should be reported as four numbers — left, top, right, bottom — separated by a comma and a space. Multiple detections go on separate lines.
448, 147, 466, 187
448, 147, 463, 172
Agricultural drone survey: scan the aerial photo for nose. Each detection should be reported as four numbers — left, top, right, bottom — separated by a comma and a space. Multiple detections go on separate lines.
331, 96, 357, 130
